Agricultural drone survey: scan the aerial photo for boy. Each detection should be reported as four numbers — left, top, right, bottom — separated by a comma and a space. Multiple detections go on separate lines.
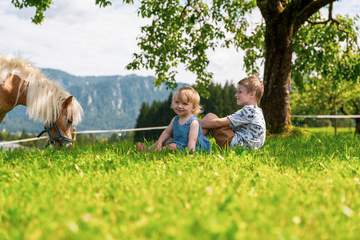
201, 75, 266, 149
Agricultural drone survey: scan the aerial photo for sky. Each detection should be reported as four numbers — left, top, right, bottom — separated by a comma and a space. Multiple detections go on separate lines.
0, 0, 359, 85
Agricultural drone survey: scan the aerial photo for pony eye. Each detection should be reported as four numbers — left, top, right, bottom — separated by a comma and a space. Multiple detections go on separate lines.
68, 119, 73, 125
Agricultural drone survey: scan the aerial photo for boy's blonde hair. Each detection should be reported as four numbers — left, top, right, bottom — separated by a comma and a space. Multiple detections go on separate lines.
238, 75, 264, 103
171, 86, 202, 115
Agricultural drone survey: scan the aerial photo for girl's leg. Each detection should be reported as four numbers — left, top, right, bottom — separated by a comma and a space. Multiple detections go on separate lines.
167, 143, 177, 151
136, 142, 158, 152
136, 142, 146, 151
136, 140, 177, 152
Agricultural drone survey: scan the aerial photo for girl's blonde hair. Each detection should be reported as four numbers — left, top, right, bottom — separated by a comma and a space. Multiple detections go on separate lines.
171, 86, 202, 115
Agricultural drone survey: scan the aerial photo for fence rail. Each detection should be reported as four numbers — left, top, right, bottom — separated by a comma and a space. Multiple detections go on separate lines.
292, 115, 360, 119
0, 126, 167, 146
1, 115, 359, 146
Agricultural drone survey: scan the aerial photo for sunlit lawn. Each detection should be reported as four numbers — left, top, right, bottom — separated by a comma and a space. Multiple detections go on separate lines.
0, 128, 359, 239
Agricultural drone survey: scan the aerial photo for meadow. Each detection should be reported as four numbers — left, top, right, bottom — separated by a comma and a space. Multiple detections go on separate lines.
0, 128, 359, 239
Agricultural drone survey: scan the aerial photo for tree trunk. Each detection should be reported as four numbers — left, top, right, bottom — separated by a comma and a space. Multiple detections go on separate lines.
355, 118, 360, 135
260, 21, 294, 134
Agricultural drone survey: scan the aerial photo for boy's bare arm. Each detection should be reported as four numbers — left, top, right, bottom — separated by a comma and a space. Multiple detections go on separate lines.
201, 117, 230, 129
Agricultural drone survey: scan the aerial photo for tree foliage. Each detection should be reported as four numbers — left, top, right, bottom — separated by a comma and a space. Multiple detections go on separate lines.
291, 72, 360, 132
292, 14, 359, 89
291, 14, 360, 133
126, 0, 259, 92
11, 0, 112, 23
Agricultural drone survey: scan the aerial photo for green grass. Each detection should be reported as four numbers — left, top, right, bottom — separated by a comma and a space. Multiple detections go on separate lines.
0, 128, 359, 239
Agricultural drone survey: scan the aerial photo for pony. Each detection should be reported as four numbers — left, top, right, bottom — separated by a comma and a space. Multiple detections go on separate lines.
0, 56, 83, 147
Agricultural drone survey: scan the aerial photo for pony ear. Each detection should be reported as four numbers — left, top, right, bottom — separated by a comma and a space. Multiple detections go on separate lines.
62, 96, 74, 108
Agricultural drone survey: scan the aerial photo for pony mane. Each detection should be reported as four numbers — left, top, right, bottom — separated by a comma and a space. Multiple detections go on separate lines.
0, 56, 83, 125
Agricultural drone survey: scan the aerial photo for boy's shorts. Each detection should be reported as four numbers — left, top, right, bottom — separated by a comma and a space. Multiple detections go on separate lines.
210, 126, 234, 148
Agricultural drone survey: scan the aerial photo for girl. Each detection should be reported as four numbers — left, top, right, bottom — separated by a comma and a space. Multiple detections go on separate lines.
137, 86, 210, 152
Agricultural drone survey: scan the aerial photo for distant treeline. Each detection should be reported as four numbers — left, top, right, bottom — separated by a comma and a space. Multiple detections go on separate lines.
134, 82, 238, 142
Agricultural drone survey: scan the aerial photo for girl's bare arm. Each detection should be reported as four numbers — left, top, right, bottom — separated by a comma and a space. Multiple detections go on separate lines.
187, 120, 199, 152
155, 118, 174, 150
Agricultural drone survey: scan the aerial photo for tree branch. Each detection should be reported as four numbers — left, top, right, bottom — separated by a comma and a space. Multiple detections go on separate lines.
352, 100, 360, 113
339, 105, 348, 115
180, 0, 192, 19
294, 0, 339, 28
257, 0, 286, 21
306, 1, 340, 25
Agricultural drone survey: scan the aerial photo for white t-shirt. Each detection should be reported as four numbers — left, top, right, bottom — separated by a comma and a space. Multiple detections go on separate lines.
227, 105, 266, 149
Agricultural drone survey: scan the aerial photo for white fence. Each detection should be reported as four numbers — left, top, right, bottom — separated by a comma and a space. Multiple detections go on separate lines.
292, 115, 360, 119
0, 126, 167, 146
1, 115, 359, 146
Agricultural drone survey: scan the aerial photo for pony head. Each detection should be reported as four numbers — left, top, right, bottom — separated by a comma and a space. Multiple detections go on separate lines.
37, 95, 83, 147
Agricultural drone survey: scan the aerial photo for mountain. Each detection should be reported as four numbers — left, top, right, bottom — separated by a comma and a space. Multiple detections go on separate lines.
0, 69, 177, 133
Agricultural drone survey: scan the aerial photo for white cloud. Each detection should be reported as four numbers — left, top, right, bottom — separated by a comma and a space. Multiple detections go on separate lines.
0, 0, 152, 77
333, 0, 360, 16
0, 0, 358, 85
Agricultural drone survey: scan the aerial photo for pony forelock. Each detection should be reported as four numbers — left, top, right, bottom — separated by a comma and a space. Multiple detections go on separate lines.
66, 97, 83, 126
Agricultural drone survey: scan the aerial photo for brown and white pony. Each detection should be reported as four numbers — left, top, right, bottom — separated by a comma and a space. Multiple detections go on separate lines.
0, 56, 83, 147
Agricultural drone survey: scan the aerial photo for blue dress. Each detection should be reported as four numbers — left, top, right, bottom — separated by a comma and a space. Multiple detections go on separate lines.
172, 115, 211, 152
